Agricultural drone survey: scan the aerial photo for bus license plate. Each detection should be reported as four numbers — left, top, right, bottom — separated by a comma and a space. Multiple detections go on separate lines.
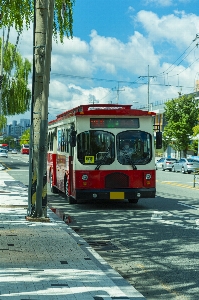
110, 192, 124, 200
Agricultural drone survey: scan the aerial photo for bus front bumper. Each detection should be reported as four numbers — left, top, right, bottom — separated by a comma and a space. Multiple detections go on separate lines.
76, 188, 156, 201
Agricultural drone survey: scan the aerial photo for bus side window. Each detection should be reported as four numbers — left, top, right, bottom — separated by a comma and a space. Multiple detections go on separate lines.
66, 129, 69, 153
61, 129, 64, 152
48, 133, 50, 151
49, 132, 53, 151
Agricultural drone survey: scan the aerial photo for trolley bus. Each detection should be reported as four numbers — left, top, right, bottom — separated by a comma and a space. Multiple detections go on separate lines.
21, 144, 29, 154
47, 104, 162, 204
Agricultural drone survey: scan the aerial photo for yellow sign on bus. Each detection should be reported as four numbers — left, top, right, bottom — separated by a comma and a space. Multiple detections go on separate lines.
85, 156, 94, 163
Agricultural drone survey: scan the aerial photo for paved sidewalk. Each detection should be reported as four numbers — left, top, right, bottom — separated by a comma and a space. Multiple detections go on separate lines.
0, 171, 146, 300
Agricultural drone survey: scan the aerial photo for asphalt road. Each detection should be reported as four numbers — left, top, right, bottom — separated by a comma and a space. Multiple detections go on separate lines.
1, 154, 199, 300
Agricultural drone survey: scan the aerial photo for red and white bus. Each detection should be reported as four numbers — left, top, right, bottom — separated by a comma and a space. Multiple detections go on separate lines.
47, 104, 162, 204
21, 144, 29, 154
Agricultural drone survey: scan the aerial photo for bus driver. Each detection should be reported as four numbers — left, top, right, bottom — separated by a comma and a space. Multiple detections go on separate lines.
119, 141, 135, 164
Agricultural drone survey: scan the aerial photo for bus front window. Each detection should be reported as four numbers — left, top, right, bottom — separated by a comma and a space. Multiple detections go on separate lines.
77, 130, 115, 165
117, 130, 152, 165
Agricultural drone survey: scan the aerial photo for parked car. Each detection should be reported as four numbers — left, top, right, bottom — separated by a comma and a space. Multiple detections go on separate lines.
0, 149, 8, 158
161, 158, 177, 171
0, 163, 5, 170
155, 157, 165, 170
172, 158, 199, 174
156, 157, 177, 171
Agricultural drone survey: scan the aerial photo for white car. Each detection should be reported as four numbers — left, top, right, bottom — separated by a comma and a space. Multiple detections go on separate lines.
172, 158, 199, 174
0, 149, 8, 158
12, 149, 18, 154
0, 163, 5, 170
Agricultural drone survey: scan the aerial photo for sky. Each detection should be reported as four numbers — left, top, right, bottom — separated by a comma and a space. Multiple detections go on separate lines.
3, 0, 199, 124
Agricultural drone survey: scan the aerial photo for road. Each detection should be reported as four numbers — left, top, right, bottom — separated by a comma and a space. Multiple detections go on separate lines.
1, 154, 199, 300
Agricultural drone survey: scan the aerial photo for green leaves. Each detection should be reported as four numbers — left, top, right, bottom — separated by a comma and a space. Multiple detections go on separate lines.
0, 0, 33, 32
0, 39, 32, 115
0, 0, 75, 42
0, 115, 6, 130
20, 128, 30, 145
163, 94, 199, 155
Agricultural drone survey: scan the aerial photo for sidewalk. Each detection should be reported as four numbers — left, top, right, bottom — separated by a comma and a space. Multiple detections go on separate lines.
0, 171, 146, 300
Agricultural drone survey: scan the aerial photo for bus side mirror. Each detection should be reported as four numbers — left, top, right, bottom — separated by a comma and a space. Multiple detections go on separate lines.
156, 131, 162, 149
70, 130, 77, 147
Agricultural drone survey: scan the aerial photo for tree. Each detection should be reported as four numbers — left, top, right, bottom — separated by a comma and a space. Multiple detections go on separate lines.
0, 39, 31, 116
20, 128, 30, 145
0, 0, 75, 219
163, 94, 199, 157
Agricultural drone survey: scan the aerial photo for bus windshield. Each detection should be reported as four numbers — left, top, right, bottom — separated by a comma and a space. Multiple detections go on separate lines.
117, 130, 152, 165
77, 130, 152, 166
77, 130, 115, 165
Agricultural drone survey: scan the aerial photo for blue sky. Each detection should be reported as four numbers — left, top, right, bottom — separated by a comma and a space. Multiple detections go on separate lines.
5, 0, 199, 124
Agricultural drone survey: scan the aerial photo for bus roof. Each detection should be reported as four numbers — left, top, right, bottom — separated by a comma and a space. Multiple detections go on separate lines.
49, 104, 156, 125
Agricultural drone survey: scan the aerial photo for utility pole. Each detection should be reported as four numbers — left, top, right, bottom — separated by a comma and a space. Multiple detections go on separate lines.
138, 65, 156, 111
28, 0, 52, 219
0, 27, 4, 117
112, 82, 125, 104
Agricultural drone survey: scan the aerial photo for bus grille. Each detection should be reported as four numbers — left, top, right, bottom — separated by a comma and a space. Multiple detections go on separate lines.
105, 172, 129, 188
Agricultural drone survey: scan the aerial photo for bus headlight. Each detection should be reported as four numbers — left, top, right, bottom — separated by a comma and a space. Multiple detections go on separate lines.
82, 174, 88, 180
145, 174, 151, 180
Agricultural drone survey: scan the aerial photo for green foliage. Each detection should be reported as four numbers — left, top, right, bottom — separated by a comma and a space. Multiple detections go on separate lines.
20, 128, 30, 145
163, 94, 199, 156
54, 0, 74, 42
0, 39, 32, 115
0, 1, 33, 32
0, 115, 6, 130
0, 0, 75, 42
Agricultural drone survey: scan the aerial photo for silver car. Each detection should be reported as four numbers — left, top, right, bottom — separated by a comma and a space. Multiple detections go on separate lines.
172, 158, 199, 174
0, 149, 8, 158
155, 157, 165, 170
162, 158, 177, 171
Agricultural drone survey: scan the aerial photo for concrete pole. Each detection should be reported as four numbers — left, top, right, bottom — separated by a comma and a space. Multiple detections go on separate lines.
31, 0, 48, 218
0, 27, 4, 117
36, 0, 54, 218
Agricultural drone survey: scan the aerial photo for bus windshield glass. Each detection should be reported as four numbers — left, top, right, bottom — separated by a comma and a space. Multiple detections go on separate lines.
117, 130, 152, 165
77, 130, 115, 165
77, 130, 152, 166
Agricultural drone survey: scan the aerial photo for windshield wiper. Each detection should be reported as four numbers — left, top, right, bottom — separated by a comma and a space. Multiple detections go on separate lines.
95, 147, 110, 170
122, 151, 137, 170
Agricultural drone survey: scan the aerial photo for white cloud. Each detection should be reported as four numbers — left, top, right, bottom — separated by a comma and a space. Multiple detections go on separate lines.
143, 0, 173, 6
136, 10, 199, 48
90, 30, 160, 75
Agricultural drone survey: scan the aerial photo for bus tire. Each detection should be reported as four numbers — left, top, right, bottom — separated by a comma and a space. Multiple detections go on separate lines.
128, 199, 138, 204
69, 197, 77, 204
50, 173, 57, 193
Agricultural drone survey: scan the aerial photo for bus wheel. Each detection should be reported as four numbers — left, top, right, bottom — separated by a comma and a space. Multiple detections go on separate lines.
69, 197, 77, 204
50, 173, 57, 193
128, 199, 138, 204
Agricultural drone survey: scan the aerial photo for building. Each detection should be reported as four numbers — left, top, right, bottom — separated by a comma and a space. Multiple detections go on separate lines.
3, 119, 30, 139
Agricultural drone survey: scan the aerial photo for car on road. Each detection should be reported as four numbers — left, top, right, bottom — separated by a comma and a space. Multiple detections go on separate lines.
0, 163, 5, 170
156, 157, 177, 171
155, 157, 165, 170
172, 158, 199, 174
11, 149, 18, 154
0, 149, 8, 158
